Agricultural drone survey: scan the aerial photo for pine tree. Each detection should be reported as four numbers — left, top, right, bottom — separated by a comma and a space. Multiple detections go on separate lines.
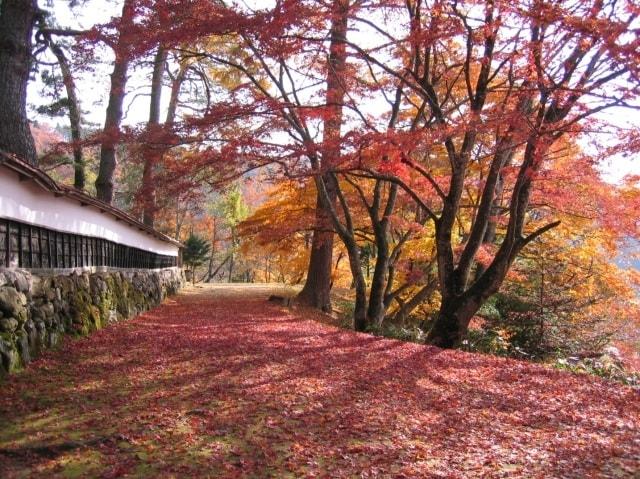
183, 234, 211, 285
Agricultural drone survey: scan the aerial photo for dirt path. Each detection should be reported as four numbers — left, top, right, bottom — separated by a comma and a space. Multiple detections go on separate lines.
1, 284, 638, 478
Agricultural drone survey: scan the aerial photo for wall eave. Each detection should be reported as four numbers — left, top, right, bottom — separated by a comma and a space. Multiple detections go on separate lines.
0, 151, 183, 249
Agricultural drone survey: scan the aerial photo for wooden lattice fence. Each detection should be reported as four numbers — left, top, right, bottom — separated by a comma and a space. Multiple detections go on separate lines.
0, 218, 177, 270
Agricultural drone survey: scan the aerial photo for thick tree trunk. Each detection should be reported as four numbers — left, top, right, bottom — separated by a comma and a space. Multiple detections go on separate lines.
95, 58, 128, 203
428, 240, 506, 348
297, 176, 337, 312
426, 295, 482, 348
353, 285, 367, 331
211, 255, 230, 281
345, 243, 368, 331
297, 0, 348, 312
366, 238, 388, 327
428, 136, 559, 349
49, 41, 84, 190
95, 0, 134, 204
141, 46, 167, 226
0, 0, 38, 165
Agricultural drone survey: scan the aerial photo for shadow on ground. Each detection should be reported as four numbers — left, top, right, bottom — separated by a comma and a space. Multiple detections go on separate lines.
1, 284, 638, 478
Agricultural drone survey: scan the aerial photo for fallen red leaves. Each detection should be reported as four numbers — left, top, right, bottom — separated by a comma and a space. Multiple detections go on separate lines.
0, 285, 638, 478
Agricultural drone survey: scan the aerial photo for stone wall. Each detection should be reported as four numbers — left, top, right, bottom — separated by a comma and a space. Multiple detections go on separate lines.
0, 267, 184, 375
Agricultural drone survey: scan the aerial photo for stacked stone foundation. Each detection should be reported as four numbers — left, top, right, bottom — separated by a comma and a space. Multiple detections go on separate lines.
0, 267, 183, 375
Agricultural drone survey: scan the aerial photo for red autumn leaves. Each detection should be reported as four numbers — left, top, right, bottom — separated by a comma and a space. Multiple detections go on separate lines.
1, 285, 638, 478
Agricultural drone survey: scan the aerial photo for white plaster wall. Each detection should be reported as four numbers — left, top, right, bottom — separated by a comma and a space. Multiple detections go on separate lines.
0, 169, 178, 256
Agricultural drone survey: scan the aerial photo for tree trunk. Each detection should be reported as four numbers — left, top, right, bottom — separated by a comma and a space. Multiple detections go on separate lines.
165, 62, 187, 125
175, 202, 186, 239
228, 226, 235, 283
207, 253, 214, 281
297, 0, 348, 312
266, 255, 270, 282
0, 0, 38, 165
140, 57, 187, 224
345, 243, 368, 331
426, 295, 482, 348
475, 155, 509, 279
364, 181, 398, 327
297, 177, 337, 312
201, 254, 230, 283
205, 219, 216, 282
366, 237, 389, 327
49, 41, 84, 190
141, 46, 167, 226
95, 0, 134, 204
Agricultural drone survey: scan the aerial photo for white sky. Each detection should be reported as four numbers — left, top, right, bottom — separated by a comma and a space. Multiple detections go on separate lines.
31, 1, 156, 127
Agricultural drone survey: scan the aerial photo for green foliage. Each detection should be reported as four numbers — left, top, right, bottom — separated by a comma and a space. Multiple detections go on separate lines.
36, 98, 71, 117
335, 299, 355, 329
366, 322, 426, 344
476, 298, 501, 322
465, 291, 613, 361
183, 234, 211, 278
461, 328, 512, 357
219, 185, 249, 228
554, 356, 640, 387
203, 187, 247, 231
35, 65, 75, 119
216, 185, 250, 282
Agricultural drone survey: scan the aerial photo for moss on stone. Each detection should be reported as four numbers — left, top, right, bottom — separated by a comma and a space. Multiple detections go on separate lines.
0, 268, 183, 375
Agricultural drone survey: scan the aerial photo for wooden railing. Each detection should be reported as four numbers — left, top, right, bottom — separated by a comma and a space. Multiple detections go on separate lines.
0, 218, 177, 269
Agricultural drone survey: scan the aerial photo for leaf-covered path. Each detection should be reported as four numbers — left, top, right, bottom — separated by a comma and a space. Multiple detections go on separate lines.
1, 285, 638, 478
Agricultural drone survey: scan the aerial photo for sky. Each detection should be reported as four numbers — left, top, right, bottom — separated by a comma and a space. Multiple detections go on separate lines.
31, 1, 156, 127
29, 0, 639, 184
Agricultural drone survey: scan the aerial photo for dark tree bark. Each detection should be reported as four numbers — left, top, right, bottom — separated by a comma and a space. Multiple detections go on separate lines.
0, 0, 38, 165
345, 240, 367, 331
425, 89, 541, 347
228, 252, 234, 282
365, 182, 397, 327
140, 54, 187, 226
202, 254, 230, 283
141, 46, 167, 226
297, 178, 337, 312
164, 62, 187, 126
206, 218, 217, 281
315, 173, 401, 332
48, 41, 84, 189
95, 0, 135, 204
228, 225, 238, 282
426, 138, 561, 348
426, 295, 484, 348
296, 0, 349, 312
